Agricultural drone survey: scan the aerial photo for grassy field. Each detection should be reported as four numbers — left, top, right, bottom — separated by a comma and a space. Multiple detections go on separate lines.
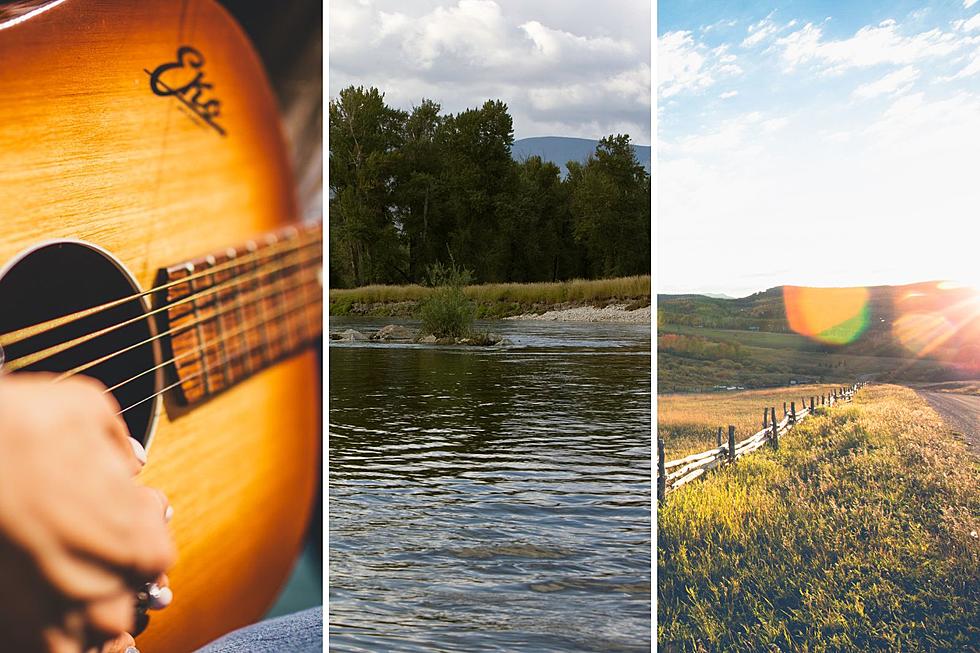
659, 324, 957, 392
659, 384, 980, 652
329, 275, 651, 318
659, 384, 847, 458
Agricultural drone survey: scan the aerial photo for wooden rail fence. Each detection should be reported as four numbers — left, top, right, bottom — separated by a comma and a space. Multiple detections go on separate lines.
657, 383, 864, 501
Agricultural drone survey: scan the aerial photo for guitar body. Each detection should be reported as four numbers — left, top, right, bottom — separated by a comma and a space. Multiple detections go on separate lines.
0, 2, 319, 652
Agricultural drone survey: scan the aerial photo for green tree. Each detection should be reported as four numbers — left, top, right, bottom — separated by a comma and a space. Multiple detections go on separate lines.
328, 86, 407, 287
566, 134, 651, 278
392, 99, 444, 282
436, 100, 517, 282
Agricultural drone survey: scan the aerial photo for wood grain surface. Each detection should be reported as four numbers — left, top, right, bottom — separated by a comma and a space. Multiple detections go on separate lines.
0, 1, 319, 651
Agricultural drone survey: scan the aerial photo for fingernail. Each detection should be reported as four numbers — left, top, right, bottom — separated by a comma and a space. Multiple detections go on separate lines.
148, 584, 173, 609
126, 648, 140, 653
165, 505, 174, 523
130, 438, 147, 465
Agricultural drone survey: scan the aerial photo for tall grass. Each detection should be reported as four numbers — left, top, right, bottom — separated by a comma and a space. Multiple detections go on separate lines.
418, 262, 475, 339
659, 385, 980, 651
329, 275, 651, 315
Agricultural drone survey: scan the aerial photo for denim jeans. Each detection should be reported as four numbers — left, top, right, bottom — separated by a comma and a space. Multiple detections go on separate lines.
193, 607, 323, 653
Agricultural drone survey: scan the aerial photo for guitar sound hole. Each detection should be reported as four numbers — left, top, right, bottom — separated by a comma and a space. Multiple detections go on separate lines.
0, 242, 159, 446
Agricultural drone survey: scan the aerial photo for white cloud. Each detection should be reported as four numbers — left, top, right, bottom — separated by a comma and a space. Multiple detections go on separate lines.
852, 65, 919, 99
761, 117, 789, 132
952, 13, 980, 31
742, 13, 779, 48
659, 31, 742, 98
965, 0, 979, 9
947, 51, 980, 79
520, 20, 635, 63
775, 19, 972, 73
330, 0, 650, 141
720, 90, 739, 99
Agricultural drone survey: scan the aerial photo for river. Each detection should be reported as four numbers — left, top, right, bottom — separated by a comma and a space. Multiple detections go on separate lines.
328, 318, 652, 652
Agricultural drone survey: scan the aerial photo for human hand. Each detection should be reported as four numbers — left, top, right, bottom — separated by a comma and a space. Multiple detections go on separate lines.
0, 374, 175, 652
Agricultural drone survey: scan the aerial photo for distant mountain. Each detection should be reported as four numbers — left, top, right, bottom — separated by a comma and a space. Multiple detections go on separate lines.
512, 136, 652, 177
699, 292, 735, 300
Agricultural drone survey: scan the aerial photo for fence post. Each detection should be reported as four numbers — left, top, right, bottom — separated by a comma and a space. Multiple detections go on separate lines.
763, 408, 769, 429
810, 396, 815, 413
790, 401, 796, 424
783, 401, 787, 417
728, 425, 736, 463
657, 438, 666, 503
717, 426, 723, 448
771, 407, 779, 449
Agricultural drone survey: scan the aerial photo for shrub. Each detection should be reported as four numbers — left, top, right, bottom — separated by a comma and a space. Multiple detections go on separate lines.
419, 262, 475, 338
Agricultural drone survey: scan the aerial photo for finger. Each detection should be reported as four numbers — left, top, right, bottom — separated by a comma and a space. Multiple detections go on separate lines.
85, 592, 134, 636
98, 631, 135, 653
111, 420, 145, 477
144, 487, 170, 521
43, 624, 84, 653
75, 377, 142, 474
126, 487, 177, 578
53, 483, 174, 584
36, 545, 129, 601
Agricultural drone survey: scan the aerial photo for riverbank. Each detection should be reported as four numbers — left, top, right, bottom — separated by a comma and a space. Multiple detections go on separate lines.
329, 275, 651, 321
507, 303, 650, 323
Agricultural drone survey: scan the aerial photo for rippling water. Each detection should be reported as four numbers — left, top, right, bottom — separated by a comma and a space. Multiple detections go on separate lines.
328, 318, 651, 652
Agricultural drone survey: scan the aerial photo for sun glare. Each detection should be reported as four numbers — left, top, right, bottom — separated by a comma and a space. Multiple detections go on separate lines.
891, 281, 980, 371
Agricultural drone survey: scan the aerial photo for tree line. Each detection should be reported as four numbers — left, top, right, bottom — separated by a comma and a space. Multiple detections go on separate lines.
328, 85, 651, 288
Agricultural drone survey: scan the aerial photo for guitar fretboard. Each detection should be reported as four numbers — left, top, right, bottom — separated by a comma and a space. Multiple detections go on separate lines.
161, 222, 321, 405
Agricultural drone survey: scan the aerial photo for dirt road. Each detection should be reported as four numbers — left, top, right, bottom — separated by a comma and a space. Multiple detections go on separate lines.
915, 390, 980, 455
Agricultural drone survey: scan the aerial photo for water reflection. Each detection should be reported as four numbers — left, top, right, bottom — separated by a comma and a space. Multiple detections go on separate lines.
329, 318, 651, 652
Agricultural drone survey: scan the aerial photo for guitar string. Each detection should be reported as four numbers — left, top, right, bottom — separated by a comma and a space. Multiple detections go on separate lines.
112, 287, 323, 416
1, 247, 321, 372
0, 231, 320, 349
2, 249, 319, 372
101, 279, 321, 395
0, 225, 321, 349
50, 263, 321, 383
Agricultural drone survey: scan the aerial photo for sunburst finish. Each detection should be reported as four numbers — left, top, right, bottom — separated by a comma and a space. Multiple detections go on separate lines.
0, 2, 320, 651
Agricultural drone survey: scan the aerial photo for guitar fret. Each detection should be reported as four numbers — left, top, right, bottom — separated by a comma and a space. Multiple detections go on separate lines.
247, 239, 278, 363
265, 234, 296, 355
298, 228, 321, 342
165, 263, 207, 404
281, 227, 308, 347
185, 262, 214, 397
160, 222, 322, 406
205, 254, 235, 387
227, 248, 255, 377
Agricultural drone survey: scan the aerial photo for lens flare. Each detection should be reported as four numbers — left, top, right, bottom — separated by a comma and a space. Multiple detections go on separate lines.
891, 281, 980, 371
783, 286, 870, 345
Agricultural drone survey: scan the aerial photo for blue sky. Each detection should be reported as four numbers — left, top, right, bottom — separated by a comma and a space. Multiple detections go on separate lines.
659, 1, 980, 296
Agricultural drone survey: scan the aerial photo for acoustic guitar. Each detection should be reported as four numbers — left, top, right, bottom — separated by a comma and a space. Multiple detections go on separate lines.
0, 1, 321, 651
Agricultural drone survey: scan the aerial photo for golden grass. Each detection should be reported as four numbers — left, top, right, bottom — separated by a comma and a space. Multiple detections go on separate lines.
658, 384, 849, 459
329, 275, 651, 311
659, 384, 980, 651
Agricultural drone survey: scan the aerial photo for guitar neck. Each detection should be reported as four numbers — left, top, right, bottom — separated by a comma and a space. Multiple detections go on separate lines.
160, 222, 322, 406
